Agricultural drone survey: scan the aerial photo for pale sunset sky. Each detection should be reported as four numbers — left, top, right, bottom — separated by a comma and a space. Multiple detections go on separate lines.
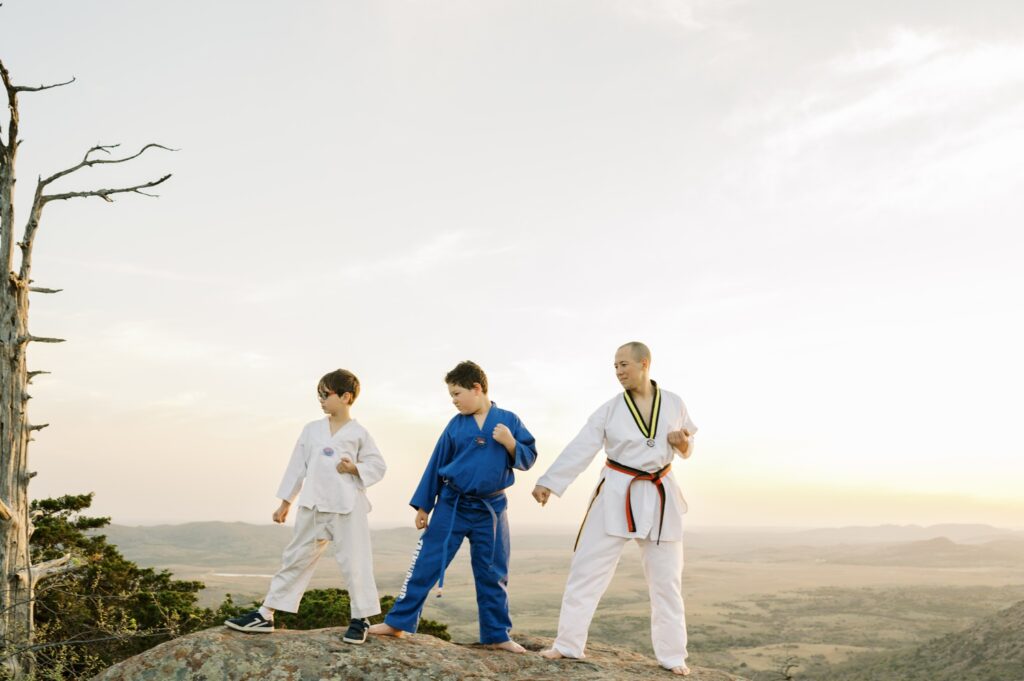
2, 1, 1022, 530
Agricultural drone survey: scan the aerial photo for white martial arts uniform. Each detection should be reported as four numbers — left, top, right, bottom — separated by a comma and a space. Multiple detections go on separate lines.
263, 418, 386, 619
537, 385, 696, 669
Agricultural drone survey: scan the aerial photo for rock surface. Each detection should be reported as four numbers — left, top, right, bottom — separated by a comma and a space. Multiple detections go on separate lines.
92, 628, 751, 681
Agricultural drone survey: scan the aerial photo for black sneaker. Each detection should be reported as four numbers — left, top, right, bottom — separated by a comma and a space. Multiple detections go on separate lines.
342, 618, 369, 644
224, 610, 274, 633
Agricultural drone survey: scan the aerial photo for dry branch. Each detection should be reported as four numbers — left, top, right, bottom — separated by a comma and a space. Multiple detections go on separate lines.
42, 173, 172, 204
10, 78, 75, 94
17, 554, 80, 588
41, 143, 176, 187
17, 335, 66, 345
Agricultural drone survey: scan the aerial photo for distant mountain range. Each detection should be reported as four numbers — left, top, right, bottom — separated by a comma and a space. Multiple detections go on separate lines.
97, 522, 424, 570
96, 521, 1024, 571
684, 523, 1024, 552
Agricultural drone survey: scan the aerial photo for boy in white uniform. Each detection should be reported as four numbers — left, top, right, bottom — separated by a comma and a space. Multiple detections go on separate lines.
225, 369, 387, 644
532, 342, 696, 675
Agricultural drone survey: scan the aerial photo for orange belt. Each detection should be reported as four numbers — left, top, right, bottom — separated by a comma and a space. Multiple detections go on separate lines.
605, 458, 672, 545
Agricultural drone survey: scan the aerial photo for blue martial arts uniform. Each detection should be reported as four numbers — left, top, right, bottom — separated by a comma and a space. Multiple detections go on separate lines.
385, 402, 537, 643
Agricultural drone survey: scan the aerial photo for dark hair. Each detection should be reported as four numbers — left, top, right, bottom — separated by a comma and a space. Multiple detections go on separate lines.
445, 360, 488, 393
619, 341, 652, 363
319, 369, 361, 403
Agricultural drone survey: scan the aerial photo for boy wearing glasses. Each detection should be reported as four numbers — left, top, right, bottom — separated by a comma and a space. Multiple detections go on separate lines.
225, 369, 387, 645
368, 360, 537, 652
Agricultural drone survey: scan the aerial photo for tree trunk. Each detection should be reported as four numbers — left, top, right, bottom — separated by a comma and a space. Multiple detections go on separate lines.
0, 121, 35, 680
0, 54, 170, 678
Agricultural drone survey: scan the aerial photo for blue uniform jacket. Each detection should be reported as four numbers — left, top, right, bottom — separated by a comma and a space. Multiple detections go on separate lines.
410, 403, 537, 514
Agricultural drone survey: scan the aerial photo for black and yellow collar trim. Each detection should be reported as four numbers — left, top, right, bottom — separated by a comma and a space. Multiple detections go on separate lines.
623, 380, 661, 440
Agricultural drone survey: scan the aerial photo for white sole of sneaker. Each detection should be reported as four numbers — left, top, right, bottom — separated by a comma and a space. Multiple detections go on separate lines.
224, 621, 274, 634
342, 636, 367, 644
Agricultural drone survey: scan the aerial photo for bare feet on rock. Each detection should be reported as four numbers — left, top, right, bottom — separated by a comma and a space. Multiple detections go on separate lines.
367, 623, 404, 638
539, 648, 565, 659
486, 640, 526, 653
670, 664, 691, 676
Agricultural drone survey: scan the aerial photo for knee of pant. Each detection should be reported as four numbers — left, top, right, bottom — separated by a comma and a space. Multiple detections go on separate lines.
338, 555, 369, 575
474, 564, 508, 584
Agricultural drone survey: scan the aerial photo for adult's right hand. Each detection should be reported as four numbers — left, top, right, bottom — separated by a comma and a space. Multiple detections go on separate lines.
532, 485, 552, 506
272, 501, 290, 524
415, 508, 429, 530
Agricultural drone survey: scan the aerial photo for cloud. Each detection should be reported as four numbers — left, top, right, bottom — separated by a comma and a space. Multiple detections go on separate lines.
730, 31, 1024, 155
100, 320, 271, 369
621, 0, 706, 31
240, 230, 515, 303
340, 230, 514, 278
831, 27, 949, 73
46, 256, 231, 286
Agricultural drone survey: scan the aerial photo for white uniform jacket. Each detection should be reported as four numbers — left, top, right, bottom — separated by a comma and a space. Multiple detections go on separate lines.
537, 388, 696, 542
276, 418, 387, 514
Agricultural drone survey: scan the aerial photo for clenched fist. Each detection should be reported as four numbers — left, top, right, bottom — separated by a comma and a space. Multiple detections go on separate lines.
667, 429, 692, 457
272, 501, 290, 524
492, 423, 515, 449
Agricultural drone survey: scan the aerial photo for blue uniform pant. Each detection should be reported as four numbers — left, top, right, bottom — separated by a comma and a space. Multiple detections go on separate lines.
385, 495, 513, 643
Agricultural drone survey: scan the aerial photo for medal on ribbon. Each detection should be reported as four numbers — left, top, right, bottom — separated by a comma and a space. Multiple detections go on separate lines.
623, 382, 661, 448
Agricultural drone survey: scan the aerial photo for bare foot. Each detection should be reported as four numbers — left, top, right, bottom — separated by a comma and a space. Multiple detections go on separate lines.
486, 640, 526, 653
367, 623, 404, 638
670, 664, 691, 676
539, 648, 565, 659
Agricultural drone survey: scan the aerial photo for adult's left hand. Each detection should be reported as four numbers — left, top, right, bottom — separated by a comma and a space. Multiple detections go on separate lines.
667, 429, 692, 456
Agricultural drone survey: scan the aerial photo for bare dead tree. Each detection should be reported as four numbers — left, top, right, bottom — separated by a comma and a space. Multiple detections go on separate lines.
0, 56, 172, 678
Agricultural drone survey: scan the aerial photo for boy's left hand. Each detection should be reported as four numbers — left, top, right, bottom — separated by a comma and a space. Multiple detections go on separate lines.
492, 423, 515, 450
336, 457, 358, 475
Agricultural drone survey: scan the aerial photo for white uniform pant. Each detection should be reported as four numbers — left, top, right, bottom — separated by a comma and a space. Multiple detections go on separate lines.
263, 504, 381, 619
552, 495, 687, 669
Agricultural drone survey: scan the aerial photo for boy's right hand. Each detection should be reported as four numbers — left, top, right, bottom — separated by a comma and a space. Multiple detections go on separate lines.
415, 509, 429, 530
272, 501, 291, 524
532, 485, 552, 506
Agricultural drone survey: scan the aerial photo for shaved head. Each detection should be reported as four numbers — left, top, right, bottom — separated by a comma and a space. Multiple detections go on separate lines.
618, 341, 651, 363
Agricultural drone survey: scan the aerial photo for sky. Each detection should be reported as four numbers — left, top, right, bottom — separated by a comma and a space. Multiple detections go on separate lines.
2, 0, 1022, 531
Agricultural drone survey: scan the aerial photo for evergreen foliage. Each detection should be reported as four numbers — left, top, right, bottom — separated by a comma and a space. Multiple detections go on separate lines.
28, 493, 210, 680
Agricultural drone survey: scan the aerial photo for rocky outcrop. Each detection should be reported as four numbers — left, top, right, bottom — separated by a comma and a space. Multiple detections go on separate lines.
92, 628, 750, 680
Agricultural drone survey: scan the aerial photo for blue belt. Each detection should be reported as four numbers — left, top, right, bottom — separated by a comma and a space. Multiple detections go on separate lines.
436, 481, 506, 597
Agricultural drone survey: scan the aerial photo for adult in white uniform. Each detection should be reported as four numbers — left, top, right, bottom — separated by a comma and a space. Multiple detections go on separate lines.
533, 342, 696, 676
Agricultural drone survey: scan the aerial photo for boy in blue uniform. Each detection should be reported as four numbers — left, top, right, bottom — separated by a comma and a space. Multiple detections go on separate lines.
368, 361, 537, 652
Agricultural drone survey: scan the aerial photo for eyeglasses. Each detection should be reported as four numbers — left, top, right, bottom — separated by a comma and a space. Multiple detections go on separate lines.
317, 389, 337, 401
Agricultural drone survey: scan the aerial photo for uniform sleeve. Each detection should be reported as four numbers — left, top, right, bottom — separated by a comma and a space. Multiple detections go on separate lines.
674, 401, 698, 458
275, 427, 309, 502
409, 427, 453, 513
354, 431, 387, 488
536, 404, 607, 497
509, 416, 538, 471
